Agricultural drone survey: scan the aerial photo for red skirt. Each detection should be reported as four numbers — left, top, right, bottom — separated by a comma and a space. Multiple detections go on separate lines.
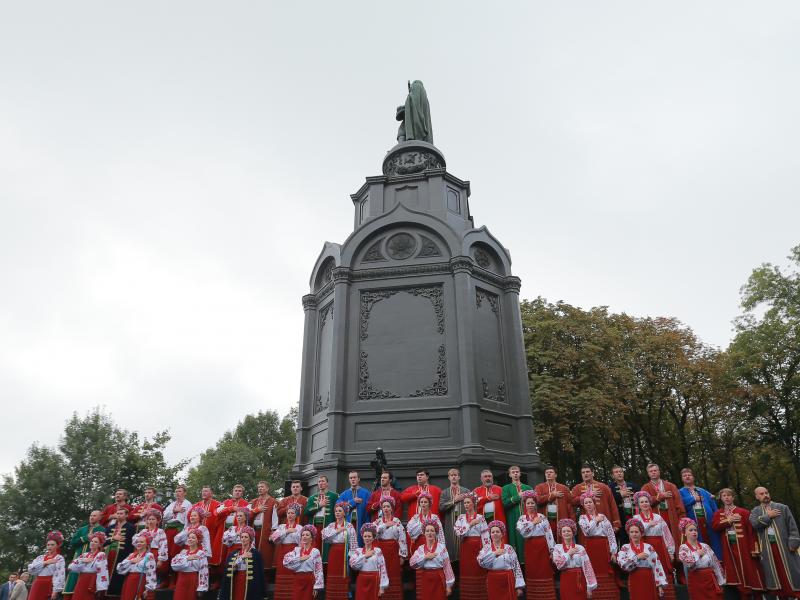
29, 575, 53, 600
628, 567, 660, 600
326, 543, 350, 600
173, 571, 198, 600
415, 568, 447, 600
355, 570, 380, 600
687, 568, 722, 600
120, 573, 149, 600
165, 527, 182, 559
459, 536, 488, 600
232, 570, 247, 600
559, 567, 587, 600
644, 536, 676, 600
291, 572, 315, 600
374, 539, 402, 600
583, 536, 619, 600
72, 572, 97, 600
523, 536, 556, 600
487, 569, 516, 600
273, 543, 297, 600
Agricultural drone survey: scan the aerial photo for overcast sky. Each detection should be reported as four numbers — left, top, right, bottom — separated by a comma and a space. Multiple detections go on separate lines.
1, 2, 798, 479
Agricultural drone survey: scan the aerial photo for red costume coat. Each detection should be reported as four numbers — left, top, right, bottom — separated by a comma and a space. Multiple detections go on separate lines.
641, 480, 686, 548
711, 506, 765, 592
473, 485, 506, 525
400, 485, 442, 519
571, 481, 621, 530
130, 502, 164, 526
192, 499, 222, 565
100, 503, 134, 527
535, 482, 575, 538
367, 488, 403, 517
277, 495, 308, 525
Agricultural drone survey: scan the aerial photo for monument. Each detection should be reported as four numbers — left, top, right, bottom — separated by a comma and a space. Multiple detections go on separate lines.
292, 82, 540, 490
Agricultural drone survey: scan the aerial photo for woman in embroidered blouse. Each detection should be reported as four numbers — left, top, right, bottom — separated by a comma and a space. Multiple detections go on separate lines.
516, 490, 557, 600
174, 507, 212, 556
578, 492, 619, 600
218, 527, 265, 600
552, 519, 597, 600
634, 491, 676, 600
116, 531, 156, 600
170, 529, 208, 600
409, 520, 455, 600
28, 531, 66, 600
222, 507, 251, 565
283, 525, 324, 599
616, 518, 666, 600
678, 518, 725, 600
322, 501, 359, 600
407, 493, 445, 556
132, 510, 168, 583
269, 502, 302, 600
454, 491, 490, 600
67, 532, 109, 600
373, 498, 407, 600
349, 523, 389, 599
477, 520, 524, 598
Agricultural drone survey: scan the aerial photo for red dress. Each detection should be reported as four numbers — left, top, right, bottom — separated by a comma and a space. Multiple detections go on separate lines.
523, 536, 556, 600
628, 567, 660, 600
29, 577, 54, 600
373, 533, 403, 600
459, 536, 488, 600
416, 569, 447, 600
172, 572, 198, 600
355, 571, 380, 600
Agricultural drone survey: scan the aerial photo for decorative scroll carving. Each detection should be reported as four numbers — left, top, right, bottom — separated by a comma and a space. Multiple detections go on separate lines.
409, 287, 445, 334
418, 236, 442, 257
313, 391, 330, 414
482, 378, 506, 402
476, 289, 499, 315
360, 285, 444, 339
383, 150, 444, 177
319, 303, 333, 326
409, 345, 448, 397
503, 276, 522, 294
474, 247, 491, 268
363, 239, 386, 262
359, 289, 400, 340
359, 351, 399, 399
386, 233, 417, 260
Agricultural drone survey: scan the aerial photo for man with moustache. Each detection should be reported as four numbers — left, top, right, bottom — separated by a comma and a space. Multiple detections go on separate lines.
750, 486, 800, 598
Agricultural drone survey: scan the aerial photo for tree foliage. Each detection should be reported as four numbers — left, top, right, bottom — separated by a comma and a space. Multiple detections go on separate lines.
0, 409, 185, 578
185, 409, 296, 499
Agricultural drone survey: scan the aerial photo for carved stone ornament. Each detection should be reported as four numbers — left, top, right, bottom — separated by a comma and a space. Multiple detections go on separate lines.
418, 235, 442, 257
363, 239, 387, 262
482, 377, 507, 402
359, 285, 445, 340
476, 289, 499, 315
383, 150, 444, 177
319, 303, 334, 326
359, 351, 399, 399
386, 233, 417, 260
409, 344, 448, 397
313, 391, 330, 414
318, 260, 334, 287
474, 247, 491, 268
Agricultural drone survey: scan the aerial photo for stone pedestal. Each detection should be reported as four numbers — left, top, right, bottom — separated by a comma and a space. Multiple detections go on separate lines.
292, 141, 540, 491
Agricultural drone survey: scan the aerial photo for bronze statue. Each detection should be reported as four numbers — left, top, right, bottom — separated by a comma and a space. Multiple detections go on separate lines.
396, 80, 433, 144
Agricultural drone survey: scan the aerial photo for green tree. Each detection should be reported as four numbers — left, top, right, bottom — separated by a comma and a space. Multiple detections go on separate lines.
729, 244, 800, 506
0, 409, 184, 579
185, 410, 296, 500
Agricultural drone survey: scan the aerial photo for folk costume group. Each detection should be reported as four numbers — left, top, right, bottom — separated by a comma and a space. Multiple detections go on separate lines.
17, 463, 800, 600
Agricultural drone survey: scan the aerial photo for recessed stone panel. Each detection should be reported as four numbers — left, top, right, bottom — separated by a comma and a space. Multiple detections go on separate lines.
355, 418, 450, 442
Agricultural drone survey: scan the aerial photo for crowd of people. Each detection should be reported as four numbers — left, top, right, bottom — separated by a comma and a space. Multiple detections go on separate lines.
11, 463, 800, 600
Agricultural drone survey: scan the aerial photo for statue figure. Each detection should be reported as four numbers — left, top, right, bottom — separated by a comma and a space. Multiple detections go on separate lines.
396, 80, 433, 144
